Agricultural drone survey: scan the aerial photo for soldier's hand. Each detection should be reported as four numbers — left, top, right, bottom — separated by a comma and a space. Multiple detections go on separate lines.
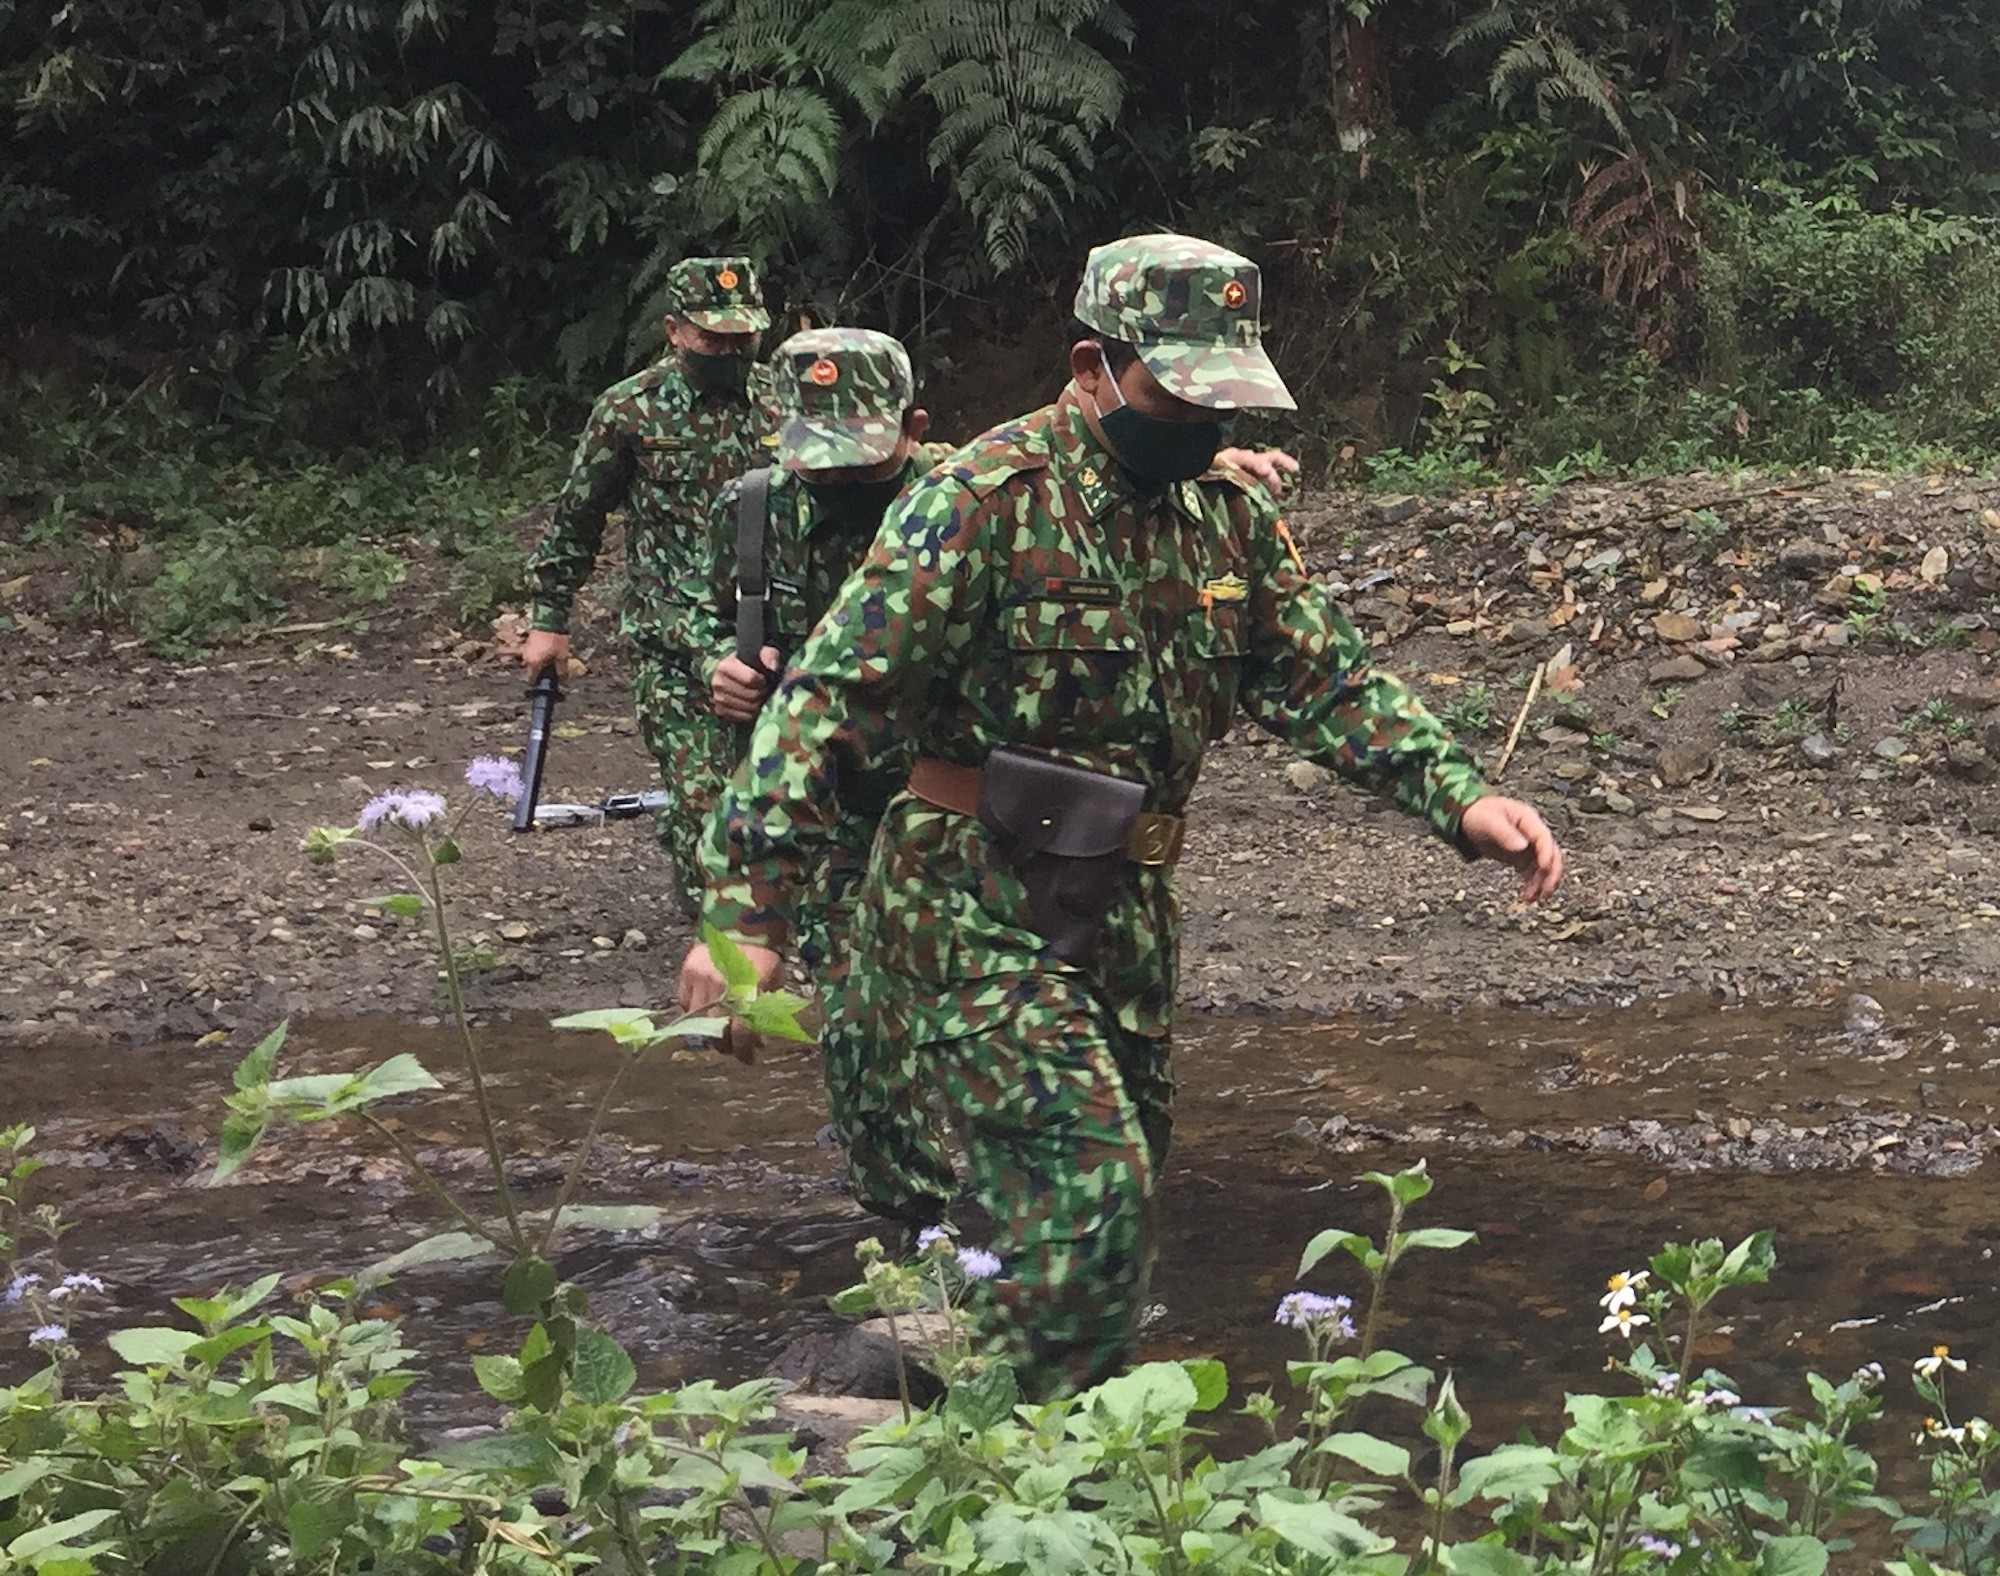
521, 629, 571, 677
1217, 446, 1302, 496
712, 646, 782, 723
677, 940, 784, 1014
1459, 796, 1564, 905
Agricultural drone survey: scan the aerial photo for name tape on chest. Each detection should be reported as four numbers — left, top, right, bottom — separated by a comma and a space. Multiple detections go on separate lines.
1036, 576, 1120, 606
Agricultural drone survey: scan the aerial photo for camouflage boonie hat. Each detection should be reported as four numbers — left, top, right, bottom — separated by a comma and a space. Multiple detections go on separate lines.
772, 327, 914, 470
664, 256, 770, 333
1073, 233, 1294, 411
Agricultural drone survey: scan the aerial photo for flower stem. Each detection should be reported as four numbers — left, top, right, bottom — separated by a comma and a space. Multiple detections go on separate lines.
358, 1114, 510, 1251
424, 855, 523, 1252
535, 1044, 644, 1258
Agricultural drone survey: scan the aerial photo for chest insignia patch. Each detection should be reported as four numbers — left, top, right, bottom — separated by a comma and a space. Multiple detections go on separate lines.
1038, 576, 1120, 606
1201, 573, 1250, 604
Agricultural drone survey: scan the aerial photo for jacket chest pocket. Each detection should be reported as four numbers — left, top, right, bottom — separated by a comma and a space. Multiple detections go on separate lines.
636, 435, 697, 484
1187, 601, 1246, 740
1003, 599, 1143, 733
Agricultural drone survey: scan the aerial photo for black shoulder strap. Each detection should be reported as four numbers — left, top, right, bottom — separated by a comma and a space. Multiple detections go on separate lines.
733, 467, 773, 664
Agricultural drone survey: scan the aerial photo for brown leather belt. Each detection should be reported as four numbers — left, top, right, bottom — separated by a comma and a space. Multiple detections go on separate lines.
905, 757, 1187, 866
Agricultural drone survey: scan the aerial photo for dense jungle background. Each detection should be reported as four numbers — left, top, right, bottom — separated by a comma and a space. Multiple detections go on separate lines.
6, 0, 2000, 649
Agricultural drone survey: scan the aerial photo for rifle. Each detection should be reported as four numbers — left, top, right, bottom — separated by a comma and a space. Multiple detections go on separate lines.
529, 790, 668, 830
511, 665, 563, 833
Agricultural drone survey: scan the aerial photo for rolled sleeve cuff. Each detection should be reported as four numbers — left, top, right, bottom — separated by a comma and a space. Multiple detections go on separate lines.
1423, 760, 1491, 861
701, 885, 792, 956
530, 604, 572, 635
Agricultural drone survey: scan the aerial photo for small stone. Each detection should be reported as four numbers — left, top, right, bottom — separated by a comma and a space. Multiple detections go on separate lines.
499, 921, 531, 940
1872, 736, 1912, 762
1652, 612, 1705, 643
1820, 624, 1851, 649
247, 816, 275, 833
1445, 619, 1477, 636
620, 927, 650, 950
1649, 655, 1708, 684
591, 934, 616, 950
1640, 578, 1670, 604
1654, 745, 1714, 787
1946, 741, 1996, 782
1778, 538, 1842, 577
1947, 680, 2000, 714
1845, 993, 1885, 1038
1675, 805, 1726, 822
1372, 495, 1421, 524
1921, 545, 1950, 583
1946, 847, 1981, 877
1797, 733, 1839, 767
1602, 789, 1636, 815
1283, 760, 1329, 793
352, 924, 380, 941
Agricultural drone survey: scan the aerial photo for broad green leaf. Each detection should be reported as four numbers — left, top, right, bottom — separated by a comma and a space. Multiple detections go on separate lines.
1446, 1541, 1537, 1576
1319, 1432, 1412, 1479
8, 1511, 118, 1560
360, 893, 426, 917
1184, 1357, 1229, 1412
350, 1053, 441, 1104
186, 1323, 275, 1368
473, 1354, 526, 1401
571, 1327, 637, 1404
233, 1021, 287, 1089
107, 1327, 203, 1367
1364, 1163, 1434, 1206
1399, 1227, 1477, 1253
1254, 1492, 1394, 1558
255, 1377, 322, 1412
1090, 1361, 1197, 1430
1721, 1229, 1778, 1285
431, 839, 461, 865
503, 1255, 558, 1315
430, 1431, 558, 1471
287, 1487, 356, 1560
1450, 1443, 1561, 1506
211, 1111, 269, 1183
361, 1229, 499, 1287
1762, 1536, 1829, 1576
0, 1457, 54, 1499
1298, 1228, 1372, 1277
704, 923, 761, 995
222, 1274, 283, 1322
552, 1008, 657, 1036
737, 990, 813, 1043
973, 1505, 1106, 1575
828, 1283, 878, 1317
945, 1363, 1019, 1431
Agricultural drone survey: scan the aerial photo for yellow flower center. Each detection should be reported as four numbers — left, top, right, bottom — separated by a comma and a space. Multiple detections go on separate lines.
1934, 1345, 1952, 1360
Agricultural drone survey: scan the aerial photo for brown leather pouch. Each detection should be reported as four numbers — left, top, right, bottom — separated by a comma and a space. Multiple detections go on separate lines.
976, 747, 1145, 964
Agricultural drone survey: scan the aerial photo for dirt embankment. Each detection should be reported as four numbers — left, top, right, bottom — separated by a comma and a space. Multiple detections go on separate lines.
7, 469, 2000, 1044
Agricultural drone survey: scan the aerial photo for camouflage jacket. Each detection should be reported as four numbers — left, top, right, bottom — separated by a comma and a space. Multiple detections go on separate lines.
703, 392, 1489, 1038
668, 445, 954, 694
527, 357, 774, 659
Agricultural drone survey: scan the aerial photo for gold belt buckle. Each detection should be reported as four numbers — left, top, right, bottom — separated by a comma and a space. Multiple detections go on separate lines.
1128, 812, 1185, 866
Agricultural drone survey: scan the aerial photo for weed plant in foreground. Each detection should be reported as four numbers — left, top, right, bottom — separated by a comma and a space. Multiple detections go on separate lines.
0, 767, 1996, 1572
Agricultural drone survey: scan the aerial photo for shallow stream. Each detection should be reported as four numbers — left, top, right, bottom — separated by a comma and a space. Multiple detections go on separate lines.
6, 987, 1996, 1448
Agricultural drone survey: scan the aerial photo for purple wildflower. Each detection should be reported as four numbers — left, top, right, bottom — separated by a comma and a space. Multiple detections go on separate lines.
358, 791, 403, 830
1274, 1291, 1355, 1331
916, 1226, 950, 1254
27, 1323, 66, 1348
1651, 1372, 1680, 1396
957, 1247, 1003, 1281
394, 790, 448, 829
465, 757, 524, 803
1636, 1536, 1681, 1560
49, 1273, 105, 1303
4, 1272, 39, 1306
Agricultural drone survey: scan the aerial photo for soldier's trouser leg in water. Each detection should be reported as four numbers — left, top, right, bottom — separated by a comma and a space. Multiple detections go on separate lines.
797, 876, 958, 1233
631, 653, 733, 904
914, 973, 1172, 1401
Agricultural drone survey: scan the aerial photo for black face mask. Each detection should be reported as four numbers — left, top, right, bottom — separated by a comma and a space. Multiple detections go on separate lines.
1092, 350, 1227, 486
683, 350, 751, 396
802, 474, 907, 530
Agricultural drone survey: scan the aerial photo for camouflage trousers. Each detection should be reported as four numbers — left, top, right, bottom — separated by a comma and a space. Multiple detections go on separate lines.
889, 970, 1172, 1401
631, 651, 734, 905
797, 848, 958, 1230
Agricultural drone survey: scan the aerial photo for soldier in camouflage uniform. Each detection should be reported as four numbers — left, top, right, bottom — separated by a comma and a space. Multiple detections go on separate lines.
665, 327, 961, 1236
522, 256, 774, 902
679, 235, 1554, 1398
